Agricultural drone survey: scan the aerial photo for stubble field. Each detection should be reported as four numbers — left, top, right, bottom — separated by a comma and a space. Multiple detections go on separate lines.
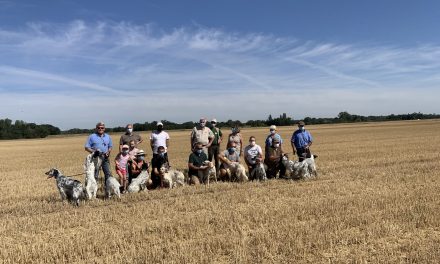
1, 120, 440, 263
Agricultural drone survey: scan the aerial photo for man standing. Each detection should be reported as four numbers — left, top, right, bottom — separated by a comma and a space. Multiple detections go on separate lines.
150, 121, 170, 159
208, 118, 222, 173
119, 124, 143, 151
84, 122, 113, 185
291, 121, 313, 161
265, 125, 283, 149
190, 117, 214, 156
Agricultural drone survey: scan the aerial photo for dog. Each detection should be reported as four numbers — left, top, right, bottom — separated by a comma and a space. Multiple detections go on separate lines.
226, 162, 248, 182
250, 162, 267, 181
127, 170, 150, 193
105, 176, 121, 198
303, 154, 318, 179
160, 165, 185, 189
45, 168, 84, 206
282, 154, 318, 180
83, 153, 100, 199
198, 160, 216, 185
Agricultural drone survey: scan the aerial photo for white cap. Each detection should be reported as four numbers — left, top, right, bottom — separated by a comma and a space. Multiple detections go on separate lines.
269, 125, 277, 130
157, 122, 163, 126
211, 118, 217, 123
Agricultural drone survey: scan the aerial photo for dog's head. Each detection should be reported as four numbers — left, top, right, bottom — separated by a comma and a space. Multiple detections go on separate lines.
45, 168, 61, 179
159, 165, 167, 175
202, 160, 214, 168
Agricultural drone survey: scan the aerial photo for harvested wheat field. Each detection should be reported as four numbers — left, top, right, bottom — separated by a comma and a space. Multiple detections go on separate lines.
1, 120, 440, 263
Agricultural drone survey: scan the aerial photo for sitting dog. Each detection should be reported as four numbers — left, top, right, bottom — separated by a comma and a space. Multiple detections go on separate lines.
45, 168, 84, 206
127, 170, 150, 193
83, 153, 100, 199
160, 165, 185, 189
105, 176, 121, 198
250, 162, 267, 181
198, 160, 216, 185
226, 162, 248, 182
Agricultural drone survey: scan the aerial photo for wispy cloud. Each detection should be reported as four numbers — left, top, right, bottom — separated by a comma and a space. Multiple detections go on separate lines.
0, 20, 439, 128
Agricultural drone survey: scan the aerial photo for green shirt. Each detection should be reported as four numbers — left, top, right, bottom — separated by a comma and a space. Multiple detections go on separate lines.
210, 127, 222, 145
188, 152, 208, 176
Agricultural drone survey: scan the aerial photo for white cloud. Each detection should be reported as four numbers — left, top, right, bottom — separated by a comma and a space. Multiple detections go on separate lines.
0, 20, 439, 129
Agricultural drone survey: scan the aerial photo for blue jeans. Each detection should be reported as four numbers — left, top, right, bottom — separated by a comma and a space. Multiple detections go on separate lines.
94, 157, 112, 186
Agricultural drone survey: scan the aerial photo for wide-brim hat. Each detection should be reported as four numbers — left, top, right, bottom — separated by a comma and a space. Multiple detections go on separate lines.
135, 150, 145, 156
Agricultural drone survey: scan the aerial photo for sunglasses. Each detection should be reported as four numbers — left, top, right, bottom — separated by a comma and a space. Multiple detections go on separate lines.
97, 127, 105, 129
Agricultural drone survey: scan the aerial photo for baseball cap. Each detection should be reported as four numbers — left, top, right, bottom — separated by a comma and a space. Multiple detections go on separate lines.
298, 121, 305, 126
157, 122, 163, 126
269, 125, 277, 130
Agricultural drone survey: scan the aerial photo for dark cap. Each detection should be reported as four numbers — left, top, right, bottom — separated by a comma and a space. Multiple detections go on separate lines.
298, 121, 305, 126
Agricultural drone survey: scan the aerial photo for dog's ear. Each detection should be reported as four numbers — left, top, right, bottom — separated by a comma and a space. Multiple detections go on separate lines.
313, 155, 318, 159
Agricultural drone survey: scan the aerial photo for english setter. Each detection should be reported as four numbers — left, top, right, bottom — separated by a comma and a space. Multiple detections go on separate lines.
226, 162, 248, 182
250, 162, 267, 181
84, 153, 99, 199
282, 154, 318, 180
106, 176, 121, 198
159, 165, 185, 189
45, 168, 84, 206
198, 160, 216, 185
127, 170, 150, 193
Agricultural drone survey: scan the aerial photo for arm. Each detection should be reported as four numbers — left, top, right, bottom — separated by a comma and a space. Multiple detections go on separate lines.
218, 152, 232, 165
239, 135, 243, 155
188, 162, 207, 171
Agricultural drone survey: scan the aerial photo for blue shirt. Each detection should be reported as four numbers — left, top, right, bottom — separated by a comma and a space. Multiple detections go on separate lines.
265, 133, 283, 147
85, 133, 113, 153
291, 130, 313, 149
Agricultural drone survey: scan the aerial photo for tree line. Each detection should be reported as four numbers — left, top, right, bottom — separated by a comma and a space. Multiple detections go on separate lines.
0, 118, 60, 139
1, 112, 439, 140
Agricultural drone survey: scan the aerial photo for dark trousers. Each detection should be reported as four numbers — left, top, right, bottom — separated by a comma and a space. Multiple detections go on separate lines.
94, 156, 112, 186
208, 144, 220, 171
297, 148, 311, 162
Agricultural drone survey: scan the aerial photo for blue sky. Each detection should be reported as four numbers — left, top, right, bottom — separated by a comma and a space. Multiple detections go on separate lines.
1, 1, 440, 129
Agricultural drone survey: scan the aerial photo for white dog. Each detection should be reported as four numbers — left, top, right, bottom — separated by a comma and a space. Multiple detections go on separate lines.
282, 154, 318, 180
83, 153, 100, 199
198, 160, 216, 185
160, 165, 185, 189
127, 170, 150, 193
105, 176, 121, 198
226, 162, 248, 182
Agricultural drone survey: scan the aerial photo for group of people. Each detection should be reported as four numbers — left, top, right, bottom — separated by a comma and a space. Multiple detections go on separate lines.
84, 118, 314, 191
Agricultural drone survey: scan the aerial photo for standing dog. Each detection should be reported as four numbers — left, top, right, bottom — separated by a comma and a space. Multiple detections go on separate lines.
45, 168, 84, 206
84, 153, 99, 199
250, 162, 267, 181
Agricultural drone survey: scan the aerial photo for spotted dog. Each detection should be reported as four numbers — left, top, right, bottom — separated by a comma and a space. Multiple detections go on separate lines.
45, 168, 84, 206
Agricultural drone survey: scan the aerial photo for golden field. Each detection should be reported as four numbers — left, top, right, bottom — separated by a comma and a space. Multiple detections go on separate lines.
1, 120, 440, 263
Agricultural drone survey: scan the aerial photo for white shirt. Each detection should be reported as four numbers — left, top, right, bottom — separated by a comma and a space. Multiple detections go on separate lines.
150, 131, 170, 154
244, 144, 263, 165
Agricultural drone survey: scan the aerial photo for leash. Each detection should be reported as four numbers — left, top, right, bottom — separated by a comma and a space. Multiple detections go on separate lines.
65, 172, 85, 177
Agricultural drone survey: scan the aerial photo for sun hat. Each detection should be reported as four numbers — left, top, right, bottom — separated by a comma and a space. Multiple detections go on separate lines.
135, 150, 145, 156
